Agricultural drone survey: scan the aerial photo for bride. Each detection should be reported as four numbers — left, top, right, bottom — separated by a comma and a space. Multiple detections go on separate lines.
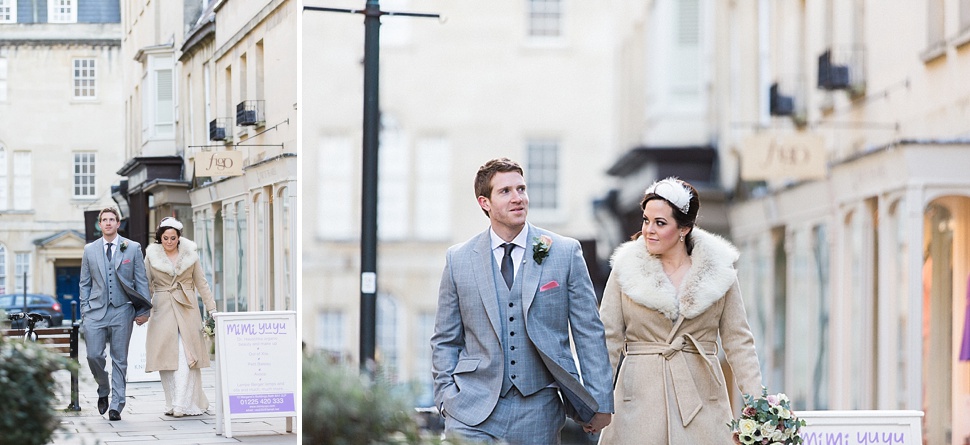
144, 217, 218, 417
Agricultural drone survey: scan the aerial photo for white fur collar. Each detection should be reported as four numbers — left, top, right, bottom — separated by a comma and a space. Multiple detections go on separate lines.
610, 228, 739, 320
146, 237, 200, 277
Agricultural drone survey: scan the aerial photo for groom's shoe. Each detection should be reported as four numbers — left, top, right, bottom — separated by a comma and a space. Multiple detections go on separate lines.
98, 396, 109, 415
108, 410, 121, 421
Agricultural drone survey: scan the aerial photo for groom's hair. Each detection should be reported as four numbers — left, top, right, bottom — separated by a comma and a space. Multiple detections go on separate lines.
99, 207, 120, 222
475, 158, 523, 216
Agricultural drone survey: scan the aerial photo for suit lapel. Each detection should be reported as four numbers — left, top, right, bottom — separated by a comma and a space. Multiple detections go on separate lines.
522, 225, 541, 315
471, 232, 503, 338
112, 237, 124, 270
95, 239, 108, 281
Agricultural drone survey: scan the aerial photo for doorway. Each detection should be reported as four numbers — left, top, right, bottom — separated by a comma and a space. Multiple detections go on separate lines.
55, 266, 81, 322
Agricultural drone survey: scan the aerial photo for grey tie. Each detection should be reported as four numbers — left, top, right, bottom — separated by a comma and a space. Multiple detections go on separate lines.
105, 242, 113, 262
500, 243, 515, 290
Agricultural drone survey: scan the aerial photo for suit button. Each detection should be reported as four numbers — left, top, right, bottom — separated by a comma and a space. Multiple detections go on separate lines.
510, 331, 515, 336
510, 346, 516, 350
511, 360, 516, 365
508, 303, 513, 307
511, 375, 516, 379
509, 316, 514, 322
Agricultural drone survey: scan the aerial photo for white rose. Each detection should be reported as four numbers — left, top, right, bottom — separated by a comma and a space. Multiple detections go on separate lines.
770, 430, 786, 441
779, 407, 792, 419
739, 419, 758, 436
760, 422, 777, 436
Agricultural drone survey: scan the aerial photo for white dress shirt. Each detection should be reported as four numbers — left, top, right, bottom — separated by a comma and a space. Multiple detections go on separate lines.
489, 226, 528, 280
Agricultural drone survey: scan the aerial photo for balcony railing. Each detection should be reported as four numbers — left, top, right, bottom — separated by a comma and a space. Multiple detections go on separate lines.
236, 100, 265, 127
769, 78, 807, 126
817, 47, 866, 95
209, 118, 232, 141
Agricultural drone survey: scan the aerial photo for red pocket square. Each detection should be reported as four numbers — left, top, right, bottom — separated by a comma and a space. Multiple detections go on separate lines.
540, 281, 559, 292
122, 259, 132, 264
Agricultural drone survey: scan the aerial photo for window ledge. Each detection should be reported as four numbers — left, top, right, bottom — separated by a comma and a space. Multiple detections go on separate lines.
950, 26, 970, 49
920, 41, 947, 63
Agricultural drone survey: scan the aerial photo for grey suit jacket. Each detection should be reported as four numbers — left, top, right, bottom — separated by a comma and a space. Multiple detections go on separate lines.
431, 224, 614, 426
79, 237, 152, 321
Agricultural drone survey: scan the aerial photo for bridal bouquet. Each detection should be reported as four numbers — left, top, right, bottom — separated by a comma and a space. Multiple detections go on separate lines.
202, 315, 216, 338
728, 387, 806, 445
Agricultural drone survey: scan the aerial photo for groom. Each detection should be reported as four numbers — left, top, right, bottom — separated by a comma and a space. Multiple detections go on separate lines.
79, 207, 152, 420
431, 158, 613, 444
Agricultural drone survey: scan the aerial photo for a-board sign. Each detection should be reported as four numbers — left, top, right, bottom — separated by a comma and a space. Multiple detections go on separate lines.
126, 321, 160, 383
796, 410, 923, 445
214, 311, 297, 438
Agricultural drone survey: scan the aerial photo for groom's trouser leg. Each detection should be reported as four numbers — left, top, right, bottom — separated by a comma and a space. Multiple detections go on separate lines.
84, 315, 111, 399
446, 387, 564, 445
105, 304, 135, 412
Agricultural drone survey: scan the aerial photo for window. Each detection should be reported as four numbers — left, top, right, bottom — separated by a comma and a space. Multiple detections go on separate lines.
73, 59, 96, 99
0, 146, 7, 210
526, 140, 559, 210
142, 55, 174, 139
73, 152, 96, 198
528, 0, 562, 38
317, 310, 345, 360
317, 136, 354, 239
787, 225, 830, 410
963, 0, 970, 31
414, 138, 451, 240
12, 151, 29, 210
223, 200, 248, 312
0, 57, 7, 101
0, 0, 15, 23
14, 252, 29, 293
254, 191, 271, 311
413, 312, 436, 406
377, 295, 399, 381
0, 245, 6, 293
928, 0, 945, 48
378, 115, 409, 240
48, 0, 77, 23
277, 186, 294, 311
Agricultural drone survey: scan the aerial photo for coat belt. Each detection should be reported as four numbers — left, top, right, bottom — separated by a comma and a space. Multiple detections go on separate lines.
624, 336, 720, 427
152, 281, 195, 308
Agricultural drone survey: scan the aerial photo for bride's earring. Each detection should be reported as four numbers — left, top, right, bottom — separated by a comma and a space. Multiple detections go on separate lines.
679, 233, 685, 242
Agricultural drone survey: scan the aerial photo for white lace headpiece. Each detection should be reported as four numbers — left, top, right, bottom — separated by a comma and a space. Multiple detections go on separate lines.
159, 217, 184, 231
645, 177, 692, 214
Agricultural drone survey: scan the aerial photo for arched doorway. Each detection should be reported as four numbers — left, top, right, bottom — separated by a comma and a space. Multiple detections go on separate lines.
922, 196, 970, 445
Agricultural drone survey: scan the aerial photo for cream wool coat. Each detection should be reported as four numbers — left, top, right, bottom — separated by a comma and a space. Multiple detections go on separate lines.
598, 228, 762, 445
144, 238, 217, 372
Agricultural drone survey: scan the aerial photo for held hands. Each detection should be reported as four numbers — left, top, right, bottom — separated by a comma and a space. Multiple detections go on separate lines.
134, 315, 149, 326
583, 412, 612, 434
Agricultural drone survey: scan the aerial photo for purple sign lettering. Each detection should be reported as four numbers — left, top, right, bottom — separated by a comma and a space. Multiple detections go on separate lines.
228, 393, 295, 414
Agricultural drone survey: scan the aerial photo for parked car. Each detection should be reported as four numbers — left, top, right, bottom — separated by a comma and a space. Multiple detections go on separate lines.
0, 294, 64, 328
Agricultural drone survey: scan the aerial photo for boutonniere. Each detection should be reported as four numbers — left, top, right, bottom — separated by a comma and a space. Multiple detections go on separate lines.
532, 235, 553, 265
120, 241, 129, 252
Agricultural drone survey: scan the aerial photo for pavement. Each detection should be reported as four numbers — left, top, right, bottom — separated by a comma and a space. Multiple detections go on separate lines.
48, 339, 297, 445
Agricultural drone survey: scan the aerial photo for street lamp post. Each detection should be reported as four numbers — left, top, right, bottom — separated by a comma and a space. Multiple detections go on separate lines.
304, 1, 439, 374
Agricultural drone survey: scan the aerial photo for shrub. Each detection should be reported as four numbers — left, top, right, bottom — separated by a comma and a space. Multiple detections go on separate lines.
302, 354, 470, 445
0, 315, 73, 445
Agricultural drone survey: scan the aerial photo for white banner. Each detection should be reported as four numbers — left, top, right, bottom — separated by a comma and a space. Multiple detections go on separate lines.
126, 321, 160, 383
